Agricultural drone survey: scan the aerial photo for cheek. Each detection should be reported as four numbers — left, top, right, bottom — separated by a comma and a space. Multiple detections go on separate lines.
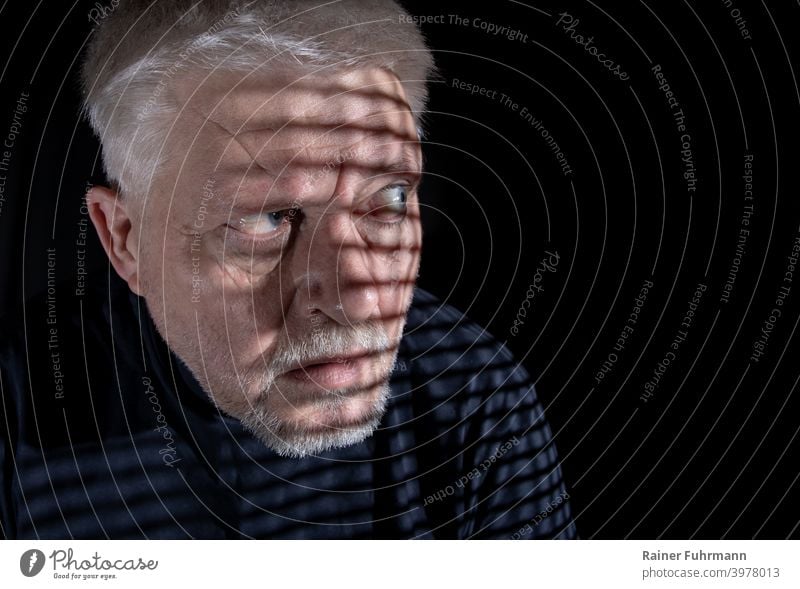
136, 241, 173, 299
374, 249, 419, 322
369, 217, 421, 272
137, 232, 222, 325
218, 253, 282, 292
386, 226, 421, 280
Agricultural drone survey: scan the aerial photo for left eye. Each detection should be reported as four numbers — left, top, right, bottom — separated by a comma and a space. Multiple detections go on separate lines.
234, 208, 297, 236
370, 185, 408, 217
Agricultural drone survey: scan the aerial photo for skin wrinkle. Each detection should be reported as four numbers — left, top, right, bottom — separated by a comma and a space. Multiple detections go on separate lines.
195, 112, 420, 194
170, 70, 420, 231
119, 67, 423, 457
190, 68, 414, 132
86, 67, 423, 457
183, 107, 420, 225
81, 0, 436, 201
183, 132, 421, 245
181, 68, 416, 169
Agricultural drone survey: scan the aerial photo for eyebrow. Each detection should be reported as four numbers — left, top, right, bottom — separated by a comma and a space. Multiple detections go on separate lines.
202, 148, 421, 218
373, 150, 422, 179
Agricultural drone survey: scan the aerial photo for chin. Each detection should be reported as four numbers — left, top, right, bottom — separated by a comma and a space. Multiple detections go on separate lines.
237, 381, 391, 458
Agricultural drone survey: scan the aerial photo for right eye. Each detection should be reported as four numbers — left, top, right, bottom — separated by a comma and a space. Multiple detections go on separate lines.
232, 208, 299, 237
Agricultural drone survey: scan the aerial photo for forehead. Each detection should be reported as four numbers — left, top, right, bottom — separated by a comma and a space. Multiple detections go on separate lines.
175, 67, 419, 165
164, 67, 421, 213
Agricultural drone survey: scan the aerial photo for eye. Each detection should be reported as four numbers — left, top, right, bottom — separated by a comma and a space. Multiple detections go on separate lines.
233, 208, 299, 237
369, 184, 408, 220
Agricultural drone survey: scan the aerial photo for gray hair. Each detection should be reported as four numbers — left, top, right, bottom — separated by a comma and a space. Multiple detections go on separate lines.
81, 0, 436, 199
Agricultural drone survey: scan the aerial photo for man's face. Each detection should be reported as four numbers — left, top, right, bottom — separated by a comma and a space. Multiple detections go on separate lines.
130, 66, 422, 457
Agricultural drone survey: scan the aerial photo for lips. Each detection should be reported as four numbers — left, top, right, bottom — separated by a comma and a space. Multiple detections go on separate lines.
281, 350, 380, 389
285, 350, 376, 373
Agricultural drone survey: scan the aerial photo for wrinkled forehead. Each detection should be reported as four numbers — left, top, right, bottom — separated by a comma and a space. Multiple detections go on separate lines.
174, 66, 420, 171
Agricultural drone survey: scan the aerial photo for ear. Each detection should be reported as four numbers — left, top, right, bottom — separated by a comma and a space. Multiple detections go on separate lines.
86, 185, 143, 295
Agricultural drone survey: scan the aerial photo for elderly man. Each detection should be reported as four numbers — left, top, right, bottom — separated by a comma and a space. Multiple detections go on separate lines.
0, 0, 575, 539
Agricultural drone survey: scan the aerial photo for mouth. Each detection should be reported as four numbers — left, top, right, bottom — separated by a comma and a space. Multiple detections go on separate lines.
281, 350, 381, 389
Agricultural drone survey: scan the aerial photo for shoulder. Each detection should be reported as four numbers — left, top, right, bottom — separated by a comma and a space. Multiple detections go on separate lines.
0, 273, 136, 445
401, 286, 533, 417
397, 287, 576, 539
0, 273, 127, 369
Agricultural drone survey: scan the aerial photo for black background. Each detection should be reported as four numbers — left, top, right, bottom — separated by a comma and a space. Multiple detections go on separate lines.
1, 0, 798, 538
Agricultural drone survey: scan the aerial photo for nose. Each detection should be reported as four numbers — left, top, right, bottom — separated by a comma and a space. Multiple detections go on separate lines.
292, 208, 381, 326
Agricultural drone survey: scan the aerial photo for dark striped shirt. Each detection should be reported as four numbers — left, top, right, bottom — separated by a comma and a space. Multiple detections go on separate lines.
0, 275, 576, 539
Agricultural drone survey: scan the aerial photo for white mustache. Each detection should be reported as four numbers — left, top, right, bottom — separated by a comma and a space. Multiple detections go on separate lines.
240, 321, 393, 393
273, 322, 391, 373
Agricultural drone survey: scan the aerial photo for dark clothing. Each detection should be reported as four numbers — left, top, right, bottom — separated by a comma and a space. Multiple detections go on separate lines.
0, 274, 576, 539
